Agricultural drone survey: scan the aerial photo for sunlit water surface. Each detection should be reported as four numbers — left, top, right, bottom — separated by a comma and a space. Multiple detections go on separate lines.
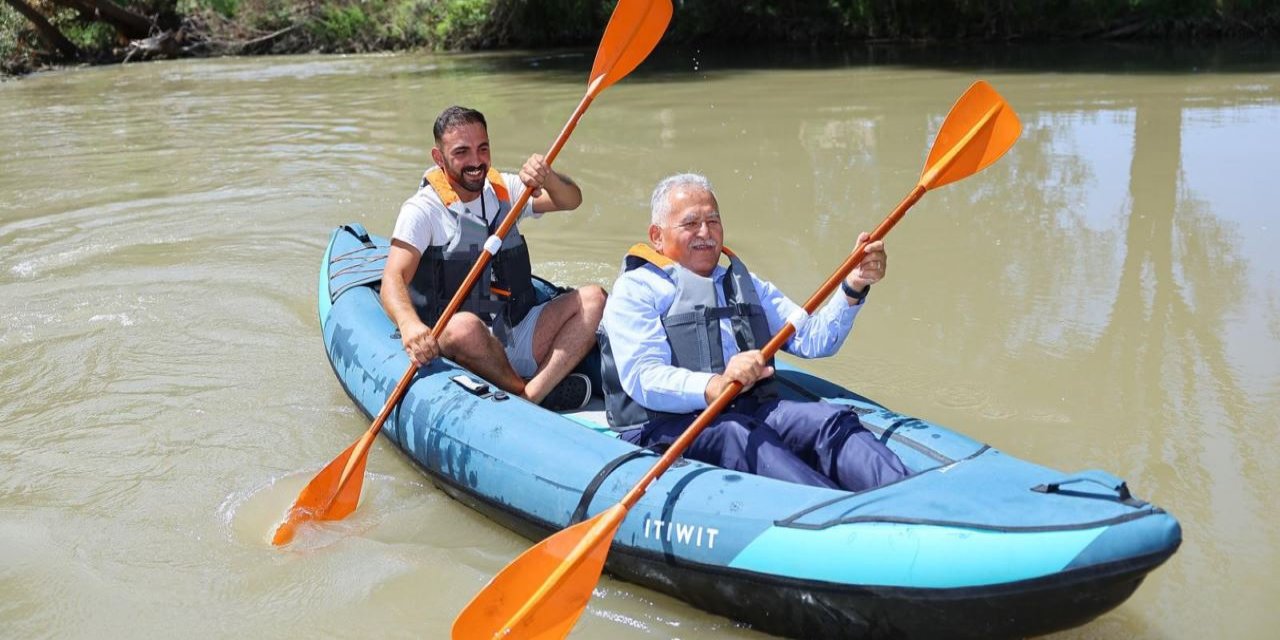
1, 44, 1277, 638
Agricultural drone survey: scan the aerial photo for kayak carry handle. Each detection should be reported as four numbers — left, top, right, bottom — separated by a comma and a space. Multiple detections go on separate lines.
1032, 470, 1146, 507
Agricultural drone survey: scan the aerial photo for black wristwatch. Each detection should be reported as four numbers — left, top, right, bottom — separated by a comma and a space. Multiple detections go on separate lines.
841, 280, 869, 303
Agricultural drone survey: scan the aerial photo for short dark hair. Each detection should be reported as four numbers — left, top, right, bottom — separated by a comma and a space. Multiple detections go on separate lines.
433, 106, 487, 144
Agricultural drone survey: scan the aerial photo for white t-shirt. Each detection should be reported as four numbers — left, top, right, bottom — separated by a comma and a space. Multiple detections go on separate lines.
392, 171, 540, 253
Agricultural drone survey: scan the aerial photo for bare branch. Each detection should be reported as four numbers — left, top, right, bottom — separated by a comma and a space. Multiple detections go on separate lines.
47, 0, 153, 40
3, 0, 80, 59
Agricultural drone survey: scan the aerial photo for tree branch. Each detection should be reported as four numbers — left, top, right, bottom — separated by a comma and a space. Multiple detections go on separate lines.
47, 0, 153, 40
3, 0, 80, 59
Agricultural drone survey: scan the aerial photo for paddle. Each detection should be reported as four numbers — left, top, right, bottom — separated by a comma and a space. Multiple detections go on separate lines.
450, 80, 1022, 640
270, 0, 675, 547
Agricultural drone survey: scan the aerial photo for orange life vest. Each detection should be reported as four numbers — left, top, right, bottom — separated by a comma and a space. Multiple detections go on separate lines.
408, 167, 537, 338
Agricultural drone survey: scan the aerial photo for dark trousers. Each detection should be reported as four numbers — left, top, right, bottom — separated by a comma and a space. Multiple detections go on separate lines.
623, 397, 909, 492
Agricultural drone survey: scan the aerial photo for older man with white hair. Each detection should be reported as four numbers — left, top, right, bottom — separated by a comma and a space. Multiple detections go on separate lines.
598, 173, 908, 491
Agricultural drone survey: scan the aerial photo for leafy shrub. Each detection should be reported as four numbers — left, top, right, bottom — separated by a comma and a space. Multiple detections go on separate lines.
310, 3, 371, 44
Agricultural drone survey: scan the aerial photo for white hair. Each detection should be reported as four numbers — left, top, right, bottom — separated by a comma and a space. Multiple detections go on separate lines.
650, 173, 714, 225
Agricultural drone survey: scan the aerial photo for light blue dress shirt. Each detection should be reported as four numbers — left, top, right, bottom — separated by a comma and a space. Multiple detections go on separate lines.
602, 261, 864, 415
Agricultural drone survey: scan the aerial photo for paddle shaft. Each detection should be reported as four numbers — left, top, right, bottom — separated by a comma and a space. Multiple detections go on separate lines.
614, 99, 1011, 507
275, 0, 675, 550
329, 364, 418, 503
460, 80, 1020, 638
327, 87, 607, 504
428, 84, 603, 340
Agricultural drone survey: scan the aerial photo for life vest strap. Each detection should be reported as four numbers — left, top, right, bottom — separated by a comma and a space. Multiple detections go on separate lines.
421, 166, 510, 206
623, 243, 738, 272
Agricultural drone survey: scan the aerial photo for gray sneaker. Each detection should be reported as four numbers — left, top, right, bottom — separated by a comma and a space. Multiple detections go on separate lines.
539, 372, 592, 412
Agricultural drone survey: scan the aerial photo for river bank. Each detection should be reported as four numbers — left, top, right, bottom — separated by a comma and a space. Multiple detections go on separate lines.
3, 0, 1277, 77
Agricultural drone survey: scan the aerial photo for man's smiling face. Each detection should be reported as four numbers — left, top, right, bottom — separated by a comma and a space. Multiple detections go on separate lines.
650, 185, 724, 277
432, 122, 491, 196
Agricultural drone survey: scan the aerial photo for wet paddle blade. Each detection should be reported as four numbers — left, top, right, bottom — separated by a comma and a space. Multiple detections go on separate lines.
588, 0, 673, 94
451, 78, 1024, 638
922, 80, 1022, 190
453, 506, 625, 640
449, 4, 672, 634
272, 362, 417, 546
270, 438, 368, 545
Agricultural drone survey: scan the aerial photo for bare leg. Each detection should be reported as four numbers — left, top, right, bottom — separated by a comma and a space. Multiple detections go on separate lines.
522, 285, 606, 403
437, 312, 527, 396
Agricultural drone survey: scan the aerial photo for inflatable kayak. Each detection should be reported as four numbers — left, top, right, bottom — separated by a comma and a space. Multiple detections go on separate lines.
319, 224, 1181, 639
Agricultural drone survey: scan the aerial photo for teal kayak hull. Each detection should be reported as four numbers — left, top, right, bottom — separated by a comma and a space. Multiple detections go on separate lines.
319, 224, 1180, 639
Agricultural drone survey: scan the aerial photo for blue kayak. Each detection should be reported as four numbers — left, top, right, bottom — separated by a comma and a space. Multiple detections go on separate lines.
320, 224, 1180, 639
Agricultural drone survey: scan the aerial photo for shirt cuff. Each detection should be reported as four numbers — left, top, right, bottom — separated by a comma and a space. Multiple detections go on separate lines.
682, 371, 716, 409
829, 291, 863, 319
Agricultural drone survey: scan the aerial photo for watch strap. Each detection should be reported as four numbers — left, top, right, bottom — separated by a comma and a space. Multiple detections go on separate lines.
841, 280, 869, 302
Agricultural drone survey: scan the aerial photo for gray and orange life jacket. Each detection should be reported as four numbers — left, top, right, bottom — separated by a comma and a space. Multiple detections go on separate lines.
599, 244, 778, 429
409, 167, 537, 341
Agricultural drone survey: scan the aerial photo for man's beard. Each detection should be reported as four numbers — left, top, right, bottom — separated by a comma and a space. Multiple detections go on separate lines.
450, 163, 488, 193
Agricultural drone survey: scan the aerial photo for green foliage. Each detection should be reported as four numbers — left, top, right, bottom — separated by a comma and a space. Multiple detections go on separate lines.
384, 0, 438, 45
412, 0, 601, 49
496, 0, 601, 46
209, 0, 241, 18
429, 0, 492, 48
3, 0, 1278, 75
233, 0, 301, 31
1, 3, 21, 61
176, 0, 241, 18
310, 3, 372, 44
62, 19, 116, 50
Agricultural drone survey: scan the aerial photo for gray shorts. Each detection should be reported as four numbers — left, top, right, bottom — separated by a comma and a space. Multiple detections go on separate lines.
502, 301, 547, 379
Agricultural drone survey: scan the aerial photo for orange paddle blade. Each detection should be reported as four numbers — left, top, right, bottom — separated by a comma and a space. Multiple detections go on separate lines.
921, 80, 1022, 190
270, 437, 369, 545
452, 505, 626, 640
588, 0, 673, 94
271, 361, 417, 546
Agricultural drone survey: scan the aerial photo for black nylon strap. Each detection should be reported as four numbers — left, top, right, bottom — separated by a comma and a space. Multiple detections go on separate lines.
569, 442, 670, 525
1031, 478, 1146, 508
340, 224, 375, 249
